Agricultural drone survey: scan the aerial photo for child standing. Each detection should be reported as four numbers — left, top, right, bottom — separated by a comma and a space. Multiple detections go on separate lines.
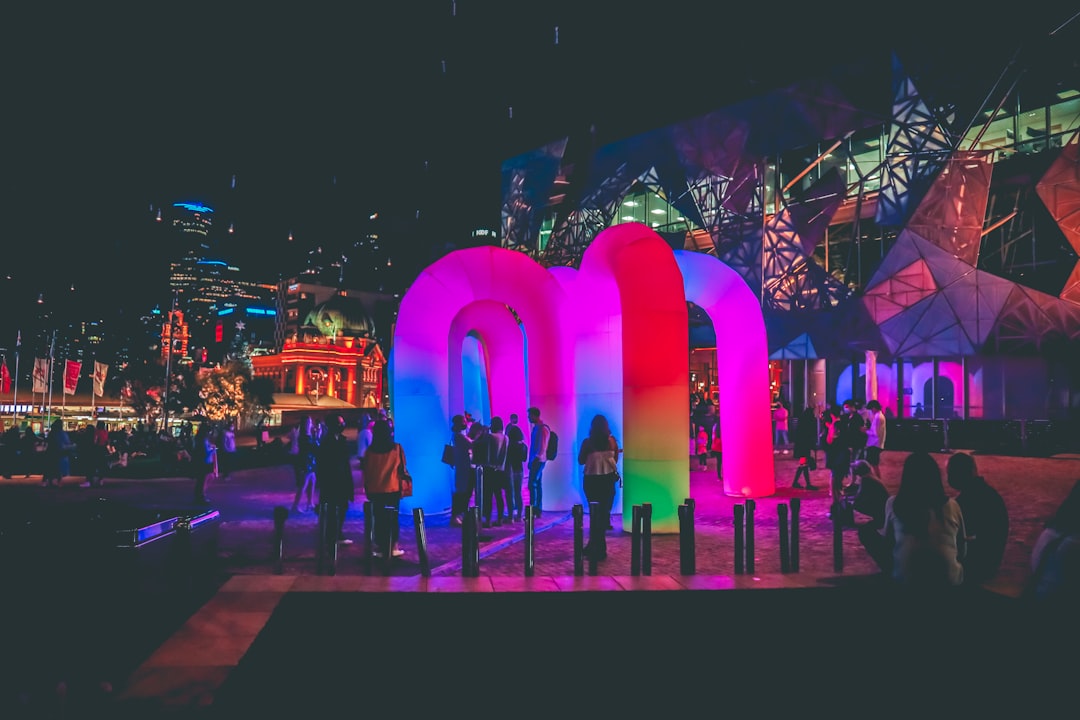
695, 425, 709, 470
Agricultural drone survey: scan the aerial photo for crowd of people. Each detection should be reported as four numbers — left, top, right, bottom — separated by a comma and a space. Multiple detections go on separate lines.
5, 399, 1079, 605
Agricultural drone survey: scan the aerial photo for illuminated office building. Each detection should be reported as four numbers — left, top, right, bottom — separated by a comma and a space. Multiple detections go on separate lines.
501, 48, 1080, 444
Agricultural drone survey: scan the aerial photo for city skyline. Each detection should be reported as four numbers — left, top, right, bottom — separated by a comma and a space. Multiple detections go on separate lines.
3, 3, 1070, 349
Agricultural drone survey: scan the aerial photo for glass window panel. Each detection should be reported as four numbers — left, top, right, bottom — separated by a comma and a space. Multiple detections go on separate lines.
1016, 107, 1049, 155
1049, 97, 1080, 146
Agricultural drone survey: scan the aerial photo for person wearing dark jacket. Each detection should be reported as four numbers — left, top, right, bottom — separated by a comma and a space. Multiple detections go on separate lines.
316, 415, 356, 544
947, 452, 1009, 585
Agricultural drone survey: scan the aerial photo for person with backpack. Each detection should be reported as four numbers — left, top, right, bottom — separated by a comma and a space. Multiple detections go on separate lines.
526, 406, 551, 518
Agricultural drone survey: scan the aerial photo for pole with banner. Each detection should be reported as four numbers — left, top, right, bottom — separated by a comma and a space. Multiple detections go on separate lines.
12, 331, 20, 426
46, 331, 56, 429
63, 359, 82, 420
93, 361, 109, 422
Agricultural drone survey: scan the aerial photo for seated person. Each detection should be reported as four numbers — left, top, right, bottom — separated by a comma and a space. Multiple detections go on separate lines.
947, 452, 1008, 585
850, 460, 889, 530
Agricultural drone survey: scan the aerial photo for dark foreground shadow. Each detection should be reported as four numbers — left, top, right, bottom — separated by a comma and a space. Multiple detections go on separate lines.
207, 587, 1074, 717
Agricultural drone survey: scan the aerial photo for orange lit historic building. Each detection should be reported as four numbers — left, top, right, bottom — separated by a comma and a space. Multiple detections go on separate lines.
250, 291, 386, 410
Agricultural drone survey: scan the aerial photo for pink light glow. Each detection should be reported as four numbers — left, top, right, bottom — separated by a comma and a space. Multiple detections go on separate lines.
392, 247, 575, 513
391, 226, 777, 527
675, 250, 775, 497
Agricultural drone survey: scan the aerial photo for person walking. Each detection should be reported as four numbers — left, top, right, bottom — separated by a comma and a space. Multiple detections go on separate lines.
290, 416, 319, 513
791, 407, 819, 490
315, 415, 355, 545
526, 407, 551, 517
578, 414, 621, 560
191, 423, 217, 504
361, 419, 408, 558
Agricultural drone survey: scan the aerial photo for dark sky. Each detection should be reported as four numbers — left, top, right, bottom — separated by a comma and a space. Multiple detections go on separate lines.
3, 2, 1076, 339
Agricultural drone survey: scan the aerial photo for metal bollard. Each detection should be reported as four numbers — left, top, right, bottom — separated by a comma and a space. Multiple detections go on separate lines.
463, 507, 481, 577
679, 503, 696, 575
413, 508, 430, 577
734, 504, 744, 574
832, 501, 844, 572
573, 504, 584, 576
630, 505, 642, 576
778, 504, 790, 573
524, 505, 535, 577
745, 499, 755, 574
790, 497, 801, 572
588, 501, 603, 577
272, 506, 288, 575
363, 501, 374, 576
641, 503, 653, 576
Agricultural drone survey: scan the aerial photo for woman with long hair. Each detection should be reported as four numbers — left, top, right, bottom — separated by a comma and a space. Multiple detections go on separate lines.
578, 414, 621, 560
882, 451, 967, 587
362, 419, 408, 558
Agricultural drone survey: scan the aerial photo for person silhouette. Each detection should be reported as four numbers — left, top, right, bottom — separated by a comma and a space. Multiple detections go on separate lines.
947, 452, 1008, 586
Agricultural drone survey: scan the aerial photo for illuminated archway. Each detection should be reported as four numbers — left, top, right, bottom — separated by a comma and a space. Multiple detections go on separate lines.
391, 226, 776, 529
392, 248, 574, 513
675, 250, 775, 497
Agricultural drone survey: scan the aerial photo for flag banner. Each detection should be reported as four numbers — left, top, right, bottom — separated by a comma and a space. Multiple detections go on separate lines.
1, 360, 10, 394
93, 361, 109, 396
64, 360, 82, 395
33, 358, 48, 394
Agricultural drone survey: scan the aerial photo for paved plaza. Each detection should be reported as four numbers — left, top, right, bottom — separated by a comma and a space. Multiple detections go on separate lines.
3, 446, 1079, 716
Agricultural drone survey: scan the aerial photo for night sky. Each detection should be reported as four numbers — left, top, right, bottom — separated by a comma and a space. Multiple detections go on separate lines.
2, 2, 1074, 344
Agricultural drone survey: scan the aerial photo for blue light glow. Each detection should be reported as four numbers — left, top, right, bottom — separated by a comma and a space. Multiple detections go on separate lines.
174, 202, 214, 213
245, 307, 276, 316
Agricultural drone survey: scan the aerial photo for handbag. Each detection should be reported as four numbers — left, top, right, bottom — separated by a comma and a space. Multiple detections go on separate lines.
441, 443, 455, 466
397, 445, 414, 497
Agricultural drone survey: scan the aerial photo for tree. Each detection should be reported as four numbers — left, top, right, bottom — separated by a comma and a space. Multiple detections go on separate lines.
194, 357, 273, 429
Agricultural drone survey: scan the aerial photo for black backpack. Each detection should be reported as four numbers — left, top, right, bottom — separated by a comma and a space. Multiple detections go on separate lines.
545, 425, 558, 461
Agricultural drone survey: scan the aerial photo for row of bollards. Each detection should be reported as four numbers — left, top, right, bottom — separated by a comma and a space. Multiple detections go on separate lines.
276, 493, 819, 578
732, 498, 802, 575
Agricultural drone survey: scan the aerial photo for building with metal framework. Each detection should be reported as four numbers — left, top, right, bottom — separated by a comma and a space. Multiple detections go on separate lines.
499, 45, 1080, 444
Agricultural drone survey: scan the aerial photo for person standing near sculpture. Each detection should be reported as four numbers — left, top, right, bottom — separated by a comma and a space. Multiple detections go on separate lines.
865, 400, 887, 476
527, 407, 550, 518
505, 416, 527, 522
449, 414, 474, 527
578, 414, 621, 560
315, 415, 355, 545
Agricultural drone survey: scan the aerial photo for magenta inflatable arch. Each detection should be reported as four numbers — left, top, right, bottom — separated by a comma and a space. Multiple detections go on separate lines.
675, 250, 775, 497
447, 300, 528, 429
576, 224, 691, 532
392, 247, 576, 513
391, 226, 776, 526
